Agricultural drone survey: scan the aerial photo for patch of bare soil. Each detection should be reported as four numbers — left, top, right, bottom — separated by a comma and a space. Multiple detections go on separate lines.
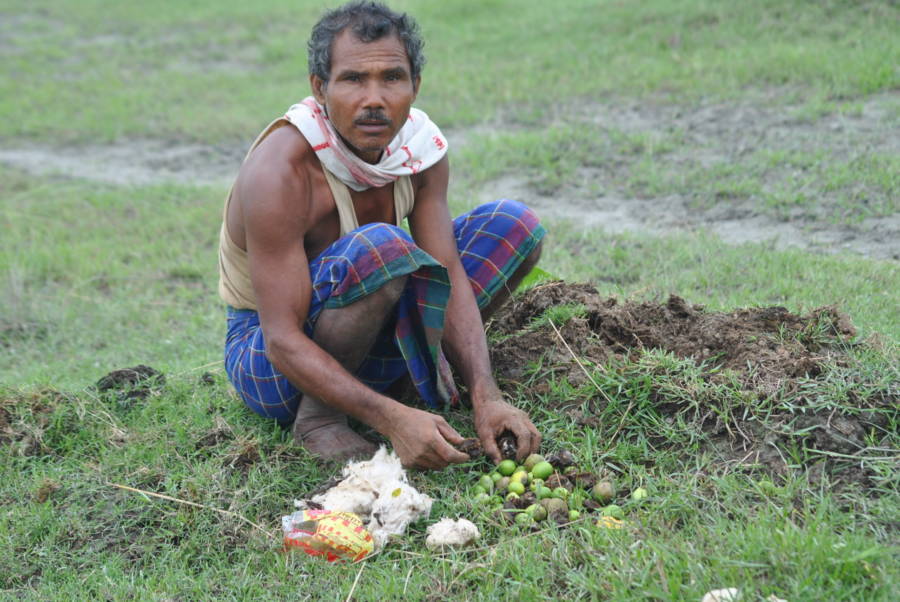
0, 140, 243, 187
474, 91, 900, 260
490, 282, 897, 489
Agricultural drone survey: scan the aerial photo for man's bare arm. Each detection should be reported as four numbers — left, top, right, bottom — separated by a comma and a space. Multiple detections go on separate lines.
408, 156, 541, 462
237, 140, 467, 468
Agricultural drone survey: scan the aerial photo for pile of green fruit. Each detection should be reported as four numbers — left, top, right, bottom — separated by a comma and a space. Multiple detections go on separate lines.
470, 451, 647, 528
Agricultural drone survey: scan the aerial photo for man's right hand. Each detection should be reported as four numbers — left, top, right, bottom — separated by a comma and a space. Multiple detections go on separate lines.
385, 405, 470, 470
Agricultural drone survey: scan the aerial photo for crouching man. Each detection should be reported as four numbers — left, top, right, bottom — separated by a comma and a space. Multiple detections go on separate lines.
218, 1, 545, 469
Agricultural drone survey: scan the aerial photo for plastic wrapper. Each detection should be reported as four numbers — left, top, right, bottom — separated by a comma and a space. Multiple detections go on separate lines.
282, 509, 374, 562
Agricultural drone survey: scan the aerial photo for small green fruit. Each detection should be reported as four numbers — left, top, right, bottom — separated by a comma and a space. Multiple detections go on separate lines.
631, 487, 648, 501
568, 510, 581, 521
523, 453, 545, 472
478, 475, 494, 493
552, 487, 569, 500
511, 471, 529, 485
525, 503, 547, 521
490, 472, 503, 483
508, 481, 525, 495
497, 459, 517, 476
540, 497, 569, 516
601, 504, 625, 520
488, 495, 504, 507
530, 478, 544, 492
473, 485, 486, 495
495, 477, 511, 492
592, 481, 615, 502
537, 486, 553, 500
531, 461, 554, 480
473, 492, 491, 503
506, 492, 520, 502
515, 512, 533, 526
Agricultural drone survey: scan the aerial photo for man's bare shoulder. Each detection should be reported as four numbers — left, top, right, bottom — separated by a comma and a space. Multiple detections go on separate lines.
236, 126, 316, 203
410, 154, 450, 197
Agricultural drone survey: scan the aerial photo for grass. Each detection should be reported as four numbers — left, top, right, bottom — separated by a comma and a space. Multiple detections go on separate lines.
1, 0, 899, 599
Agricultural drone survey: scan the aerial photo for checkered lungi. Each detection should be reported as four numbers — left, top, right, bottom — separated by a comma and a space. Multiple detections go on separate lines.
224, 199, 545, 424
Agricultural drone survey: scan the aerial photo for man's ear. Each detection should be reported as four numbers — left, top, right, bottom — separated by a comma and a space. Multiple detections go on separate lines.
310, 74, 327, 104
412, 75, 421, 99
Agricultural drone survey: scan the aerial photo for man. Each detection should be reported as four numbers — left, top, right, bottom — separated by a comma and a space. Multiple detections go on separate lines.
218, 1, 545, 469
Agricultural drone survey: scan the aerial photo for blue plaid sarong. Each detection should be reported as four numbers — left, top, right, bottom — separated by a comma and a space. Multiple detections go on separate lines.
225, 199, 545, 424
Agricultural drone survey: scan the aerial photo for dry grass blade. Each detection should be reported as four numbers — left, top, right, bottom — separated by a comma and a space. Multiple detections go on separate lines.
548, 318, 635, 444
110, 482, 276, 540
345, 560, 367, 601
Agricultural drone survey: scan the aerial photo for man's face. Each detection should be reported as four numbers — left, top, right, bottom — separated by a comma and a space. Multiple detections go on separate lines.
311, 29, 419, 164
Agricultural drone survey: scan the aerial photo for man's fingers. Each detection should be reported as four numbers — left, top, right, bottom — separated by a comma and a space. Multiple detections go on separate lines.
530, 424, 542, 454
434, 429, 470, 464
481, 431, 502, 464
513, 424, 533, 461
436, 420, 465, 446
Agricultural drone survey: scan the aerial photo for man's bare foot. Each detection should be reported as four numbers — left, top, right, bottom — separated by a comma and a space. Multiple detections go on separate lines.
294, 420, 378, 461
292, 395, 377, 461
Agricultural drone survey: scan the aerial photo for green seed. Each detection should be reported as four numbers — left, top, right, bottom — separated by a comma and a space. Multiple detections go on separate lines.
592, 481, 615, 502
508, 481, 525, 495
498, 459, 517, 476
526, 503, 548, 521
601, 504, 624, 520
531, 461, 554, 480
524, 453, 545, 472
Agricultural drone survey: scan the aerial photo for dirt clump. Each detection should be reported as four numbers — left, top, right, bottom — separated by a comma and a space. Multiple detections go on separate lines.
489, 282, 896, 489
95, 365, 165, 402
491, 282, 856, 395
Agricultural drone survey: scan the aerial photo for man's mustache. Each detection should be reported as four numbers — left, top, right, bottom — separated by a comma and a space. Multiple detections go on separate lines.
354, 109, 391, 126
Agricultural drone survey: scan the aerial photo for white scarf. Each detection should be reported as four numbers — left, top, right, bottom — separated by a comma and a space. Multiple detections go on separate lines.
284, 97, 448, 191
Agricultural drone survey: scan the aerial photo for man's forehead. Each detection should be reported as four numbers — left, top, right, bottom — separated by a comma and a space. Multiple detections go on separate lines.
330, 29, 410, 72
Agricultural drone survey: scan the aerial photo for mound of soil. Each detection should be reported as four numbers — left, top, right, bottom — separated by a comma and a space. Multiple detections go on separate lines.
491, 282, 856, 394
95, 365, 165, 402
490, 282, 896, 489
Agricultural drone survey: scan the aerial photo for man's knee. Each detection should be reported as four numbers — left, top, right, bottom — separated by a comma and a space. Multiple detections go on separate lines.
480, 198, 542, 225
522, 238, 543, 271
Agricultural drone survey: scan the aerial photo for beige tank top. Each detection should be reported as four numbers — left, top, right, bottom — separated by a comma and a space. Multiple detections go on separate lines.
217, 118, 415, 310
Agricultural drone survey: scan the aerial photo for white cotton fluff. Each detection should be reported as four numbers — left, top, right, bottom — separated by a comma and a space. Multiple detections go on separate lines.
701, 589, 742, 602
425, 518, 480, 549
306, 446, 433, 549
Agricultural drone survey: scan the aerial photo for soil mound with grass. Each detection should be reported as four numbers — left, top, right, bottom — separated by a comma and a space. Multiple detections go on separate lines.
490, 282, 896, 490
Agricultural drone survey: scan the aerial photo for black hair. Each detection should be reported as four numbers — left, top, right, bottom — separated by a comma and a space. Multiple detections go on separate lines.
307, 1, 425, 83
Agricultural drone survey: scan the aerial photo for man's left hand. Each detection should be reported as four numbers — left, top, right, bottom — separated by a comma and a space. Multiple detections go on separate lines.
474, 397, 541, 464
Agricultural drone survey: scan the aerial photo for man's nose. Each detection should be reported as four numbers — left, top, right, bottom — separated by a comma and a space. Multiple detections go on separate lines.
360, 80, 386, 109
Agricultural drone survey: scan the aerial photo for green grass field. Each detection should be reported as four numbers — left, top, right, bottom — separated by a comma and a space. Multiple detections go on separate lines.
2, 0, 898, 599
